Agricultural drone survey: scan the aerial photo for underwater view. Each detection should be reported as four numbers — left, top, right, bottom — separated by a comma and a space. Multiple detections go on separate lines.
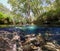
0, 0, 60, 51
0, 25, 60, 51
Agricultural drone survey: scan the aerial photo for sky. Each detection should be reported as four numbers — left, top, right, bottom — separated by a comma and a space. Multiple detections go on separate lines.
0, 0, 12, 10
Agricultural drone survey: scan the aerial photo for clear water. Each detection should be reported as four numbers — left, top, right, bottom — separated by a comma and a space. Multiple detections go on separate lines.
0, 25, 60, 44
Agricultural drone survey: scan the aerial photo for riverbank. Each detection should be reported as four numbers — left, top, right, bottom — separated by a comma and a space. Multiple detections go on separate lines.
0, 24, 60, 28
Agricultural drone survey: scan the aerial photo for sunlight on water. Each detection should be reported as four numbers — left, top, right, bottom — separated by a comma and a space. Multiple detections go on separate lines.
27, 25, 38, 30
28, 26, 35, 29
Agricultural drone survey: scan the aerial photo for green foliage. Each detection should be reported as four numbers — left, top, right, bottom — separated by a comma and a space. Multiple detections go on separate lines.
0, 3, 10, 14
8, 0, 44, 17
34, 7, 60, 26
8, 0, 57, 25
0, 12, 7, 19
0, 0, 59, 25
0, 12, 4, 19
0, 12, 14, 24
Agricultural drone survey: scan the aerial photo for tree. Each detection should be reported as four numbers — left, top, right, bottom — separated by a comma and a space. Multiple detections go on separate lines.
8, 0, 46, 17
0, 3, 10, 14
34, 7, 60, 26
8, 0, 58, 25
